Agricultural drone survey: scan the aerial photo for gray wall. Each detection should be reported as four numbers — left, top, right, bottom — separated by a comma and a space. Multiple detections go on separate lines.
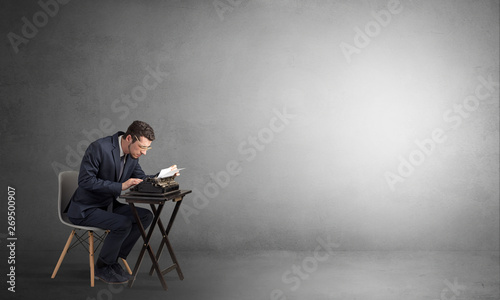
1, 0, 498, 252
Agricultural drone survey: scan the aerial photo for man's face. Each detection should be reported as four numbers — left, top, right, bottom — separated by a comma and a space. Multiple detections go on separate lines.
127, 135, 152, 159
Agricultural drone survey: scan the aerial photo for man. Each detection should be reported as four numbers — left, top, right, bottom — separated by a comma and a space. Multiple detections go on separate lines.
67, 120, 177, 284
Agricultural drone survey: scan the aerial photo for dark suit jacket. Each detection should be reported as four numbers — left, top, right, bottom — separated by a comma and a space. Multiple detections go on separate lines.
66, 131, 150, 219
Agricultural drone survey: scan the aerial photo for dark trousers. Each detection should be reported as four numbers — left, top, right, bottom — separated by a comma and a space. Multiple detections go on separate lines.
69, 203, 153, 265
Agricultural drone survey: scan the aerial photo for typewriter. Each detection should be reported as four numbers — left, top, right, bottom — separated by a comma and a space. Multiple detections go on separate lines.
129, 175, 180, 196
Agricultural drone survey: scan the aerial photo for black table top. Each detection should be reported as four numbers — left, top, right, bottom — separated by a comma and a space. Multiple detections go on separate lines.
120, 189, 192, 203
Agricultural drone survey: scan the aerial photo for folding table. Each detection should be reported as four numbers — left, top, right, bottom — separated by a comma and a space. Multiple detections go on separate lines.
120, 189, 192, 290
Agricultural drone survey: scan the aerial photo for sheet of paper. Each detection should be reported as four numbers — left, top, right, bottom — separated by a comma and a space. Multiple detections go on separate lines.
158, 167, 184, 178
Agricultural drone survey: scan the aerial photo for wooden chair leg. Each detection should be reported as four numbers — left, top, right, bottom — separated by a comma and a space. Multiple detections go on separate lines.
89, 231, 95, 287
121, 258, 133, 275
51, 230, 76, 279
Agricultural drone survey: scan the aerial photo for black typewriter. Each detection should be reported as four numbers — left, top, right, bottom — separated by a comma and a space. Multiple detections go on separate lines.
129, 176, 180, 195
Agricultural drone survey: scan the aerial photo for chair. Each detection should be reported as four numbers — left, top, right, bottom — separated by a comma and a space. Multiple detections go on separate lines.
51, 171, 132, 287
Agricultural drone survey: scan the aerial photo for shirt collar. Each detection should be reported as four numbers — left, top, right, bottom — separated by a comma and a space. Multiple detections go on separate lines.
118, 135, 125, 158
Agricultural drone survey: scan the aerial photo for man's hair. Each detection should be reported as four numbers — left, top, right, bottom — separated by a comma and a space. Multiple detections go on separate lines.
124, 120, 155, 142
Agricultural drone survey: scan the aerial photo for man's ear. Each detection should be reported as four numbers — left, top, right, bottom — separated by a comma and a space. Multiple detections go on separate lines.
125, 134, 133, 143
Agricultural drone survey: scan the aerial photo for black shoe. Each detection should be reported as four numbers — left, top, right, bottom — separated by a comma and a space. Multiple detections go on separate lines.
95, 265, 129, 284
111, 262, 133, 280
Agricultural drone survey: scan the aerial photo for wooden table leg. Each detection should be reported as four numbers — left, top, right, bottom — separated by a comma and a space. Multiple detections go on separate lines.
128, 202, 169, 290
162, 227, 184, 280
149, 199, 184, 279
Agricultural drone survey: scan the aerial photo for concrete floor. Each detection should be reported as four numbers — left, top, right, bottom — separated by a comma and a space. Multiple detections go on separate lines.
2, 250, 499, 300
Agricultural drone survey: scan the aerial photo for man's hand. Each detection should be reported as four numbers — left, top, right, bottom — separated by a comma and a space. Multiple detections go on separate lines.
169, 164, 181, 177
122, 178, 143, 190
